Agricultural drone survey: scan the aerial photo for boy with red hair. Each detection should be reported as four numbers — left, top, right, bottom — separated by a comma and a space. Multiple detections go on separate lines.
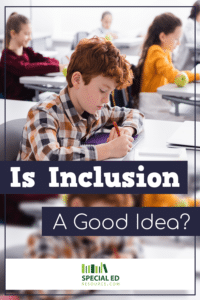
17, 37, 144, 161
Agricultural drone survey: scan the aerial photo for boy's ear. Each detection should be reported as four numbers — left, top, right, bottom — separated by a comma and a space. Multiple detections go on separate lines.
71, 71, 82, 89
70, 197, 84, 207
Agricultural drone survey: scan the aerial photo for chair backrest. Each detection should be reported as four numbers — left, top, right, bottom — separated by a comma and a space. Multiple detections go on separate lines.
0, 118, 26, 161
109, 64, 140, 109
71, 31, 89, 50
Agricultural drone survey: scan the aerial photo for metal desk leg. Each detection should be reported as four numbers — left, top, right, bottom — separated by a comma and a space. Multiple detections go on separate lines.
35, 90, 40, 102
174, 103, 179, 116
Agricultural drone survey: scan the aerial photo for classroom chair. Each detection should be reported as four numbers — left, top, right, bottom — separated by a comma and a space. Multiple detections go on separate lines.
71, 31, 89, 50
0, 118, 26, 161
110, 64, 140, 109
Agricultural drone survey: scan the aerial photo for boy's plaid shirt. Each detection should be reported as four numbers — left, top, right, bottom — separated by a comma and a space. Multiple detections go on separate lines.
17, 88, 144, 161
22, 233, 143, 299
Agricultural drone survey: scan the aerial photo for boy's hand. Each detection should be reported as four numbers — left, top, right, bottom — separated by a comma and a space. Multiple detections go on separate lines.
107, 134, 134, 158
107, 126, 134, 142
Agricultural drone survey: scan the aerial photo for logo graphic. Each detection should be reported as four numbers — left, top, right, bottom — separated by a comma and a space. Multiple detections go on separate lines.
82, 262, 108, 274
81, 262, 120, 287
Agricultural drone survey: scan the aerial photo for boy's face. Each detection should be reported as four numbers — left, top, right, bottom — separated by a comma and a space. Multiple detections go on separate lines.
74, 74, 116, 115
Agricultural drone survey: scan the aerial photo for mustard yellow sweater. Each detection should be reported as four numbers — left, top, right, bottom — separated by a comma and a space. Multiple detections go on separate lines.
142, 194, 199, 207
141, 45, 200, 93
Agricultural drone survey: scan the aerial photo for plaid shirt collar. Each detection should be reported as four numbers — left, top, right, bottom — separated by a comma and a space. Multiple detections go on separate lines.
59, 88, 99, 127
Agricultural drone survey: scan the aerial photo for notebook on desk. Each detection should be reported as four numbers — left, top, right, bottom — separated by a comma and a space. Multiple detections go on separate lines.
81, 131, 144, 161
167, 121, 200, 150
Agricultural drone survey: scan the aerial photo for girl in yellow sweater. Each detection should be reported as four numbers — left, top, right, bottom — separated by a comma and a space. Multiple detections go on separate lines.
138, 13, 200, 93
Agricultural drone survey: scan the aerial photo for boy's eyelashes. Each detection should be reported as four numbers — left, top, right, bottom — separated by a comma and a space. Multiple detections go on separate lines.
100, 89, 107, 93
99, 89, 114, 95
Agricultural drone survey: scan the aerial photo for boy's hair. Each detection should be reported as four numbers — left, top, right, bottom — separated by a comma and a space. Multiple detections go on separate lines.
101, 11, 112, 20
189, 1, 200, 19
67, 37, 133, 90
134, 13, 182, 94
67, 194, 133, 207
6, 12, 30, 48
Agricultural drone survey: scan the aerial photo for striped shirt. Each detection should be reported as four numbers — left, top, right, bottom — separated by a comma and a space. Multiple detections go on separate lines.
17, 88, 144, 161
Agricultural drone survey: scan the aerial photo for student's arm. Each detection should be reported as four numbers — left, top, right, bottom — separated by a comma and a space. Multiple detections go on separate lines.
102, 105, 144, 136
154, 49, 200, 82
27, 47, 59, 64
4, 52, 59, 76
96, 134, 134, 160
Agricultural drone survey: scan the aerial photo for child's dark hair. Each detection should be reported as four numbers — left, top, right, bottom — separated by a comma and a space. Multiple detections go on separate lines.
189, 1, 200, 19
67, 194, 134, 207
134, 13, 182, 94
6, 12, 30, 48
67, 37, 133, 90
101, 11, 112, 20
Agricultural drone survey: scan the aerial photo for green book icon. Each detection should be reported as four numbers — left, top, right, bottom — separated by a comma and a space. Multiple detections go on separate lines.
103, 264, 108, 273
82, 264, 85, 273
91, 264, 95, 273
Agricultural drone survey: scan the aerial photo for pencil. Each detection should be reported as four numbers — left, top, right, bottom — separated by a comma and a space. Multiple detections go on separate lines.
113, 121, 120, 137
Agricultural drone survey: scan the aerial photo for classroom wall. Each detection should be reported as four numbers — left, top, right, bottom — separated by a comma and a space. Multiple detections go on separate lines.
2, 2, 196, 36
1, 0, 197, 35
0, 0, 197, 54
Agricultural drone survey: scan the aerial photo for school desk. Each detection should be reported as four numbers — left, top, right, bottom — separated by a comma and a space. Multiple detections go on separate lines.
19, 75, 66, 101
19, 55, 138, 101
124, 119, 199, 187
38, 50, 58, 58
191, 63, 200, 73
157, 83, 200, 116
186, 42, 200, 61
113, 36, 143, 48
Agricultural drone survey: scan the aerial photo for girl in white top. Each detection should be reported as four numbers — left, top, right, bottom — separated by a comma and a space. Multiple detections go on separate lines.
88, 11, 118, 39
174, 1, 200, 70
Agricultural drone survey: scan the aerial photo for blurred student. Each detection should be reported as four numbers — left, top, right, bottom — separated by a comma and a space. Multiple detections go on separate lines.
0, 12, 67, 101
22, 194, 142, 299
135, 13, 200, 93
88, 11, 118, 39
17, 37, 144, 161
174, 1, 200, 70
